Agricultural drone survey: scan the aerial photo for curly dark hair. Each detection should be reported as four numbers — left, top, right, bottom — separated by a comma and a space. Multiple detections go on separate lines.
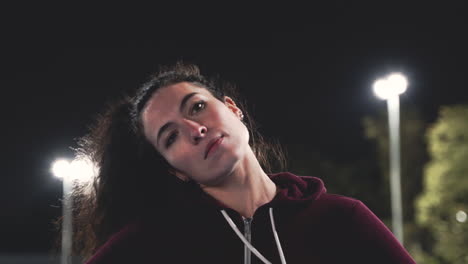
67, 62, 287, 260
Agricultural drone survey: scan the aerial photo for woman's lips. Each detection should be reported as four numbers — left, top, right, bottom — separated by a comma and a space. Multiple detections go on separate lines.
205, 136, 224, 159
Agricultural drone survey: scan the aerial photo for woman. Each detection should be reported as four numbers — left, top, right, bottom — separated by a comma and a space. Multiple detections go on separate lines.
73, 63, 416, 263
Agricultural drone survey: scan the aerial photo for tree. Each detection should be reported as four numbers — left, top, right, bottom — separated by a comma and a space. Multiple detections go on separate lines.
416, 105, 468, 264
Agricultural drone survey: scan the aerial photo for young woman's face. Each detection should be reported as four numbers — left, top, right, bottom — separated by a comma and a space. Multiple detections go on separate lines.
141, 82, 249, 186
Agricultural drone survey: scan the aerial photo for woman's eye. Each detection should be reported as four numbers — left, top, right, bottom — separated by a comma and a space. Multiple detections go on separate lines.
191, 101, 206, 115
166, 131, 178, 148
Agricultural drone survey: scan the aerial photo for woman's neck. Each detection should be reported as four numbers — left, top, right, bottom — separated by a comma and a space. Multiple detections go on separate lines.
201, 149, 277, 218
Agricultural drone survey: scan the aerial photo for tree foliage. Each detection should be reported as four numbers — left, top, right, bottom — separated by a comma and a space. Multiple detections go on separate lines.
416, 105, 468, 264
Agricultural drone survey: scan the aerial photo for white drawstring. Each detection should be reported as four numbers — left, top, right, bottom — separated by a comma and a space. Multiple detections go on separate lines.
269, 208, 287, 264
220, 208, 287, 264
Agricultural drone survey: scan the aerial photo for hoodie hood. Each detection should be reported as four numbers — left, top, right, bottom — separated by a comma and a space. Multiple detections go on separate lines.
269, 172, 327, 204
178, 172, 327, 211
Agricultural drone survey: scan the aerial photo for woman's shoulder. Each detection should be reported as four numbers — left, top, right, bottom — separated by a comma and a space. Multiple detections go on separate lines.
318, 192, 361, 206
84, 221, 150, 264
302, 192, 369, 219
310, 193, 387, 228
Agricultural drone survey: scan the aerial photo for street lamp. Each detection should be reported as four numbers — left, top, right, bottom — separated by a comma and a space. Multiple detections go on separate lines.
373, 73, 407, 245
51, 157, 96, 264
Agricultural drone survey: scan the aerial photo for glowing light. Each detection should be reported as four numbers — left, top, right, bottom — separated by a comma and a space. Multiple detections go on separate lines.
51, 159, 71, 178
70, 157, 98, 183
456, 210, 467, 223
51, 157, 97, 182
373, 73, 408, 100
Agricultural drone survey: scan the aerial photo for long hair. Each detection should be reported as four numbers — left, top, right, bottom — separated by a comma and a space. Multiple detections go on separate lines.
69, 62, 287, 259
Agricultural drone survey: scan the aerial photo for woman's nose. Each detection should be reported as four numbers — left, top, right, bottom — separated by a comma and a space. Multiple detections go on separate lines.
182, 119, 207, 144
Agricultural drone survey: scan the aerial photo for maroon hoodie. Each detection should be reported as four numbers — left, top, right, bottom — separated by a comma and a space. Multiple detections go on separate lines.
86, 172, 416, 263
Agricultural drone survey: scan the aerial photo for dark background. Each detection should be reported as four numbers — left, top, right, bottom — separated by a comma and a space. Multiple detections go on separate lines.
1, 3, 467, 260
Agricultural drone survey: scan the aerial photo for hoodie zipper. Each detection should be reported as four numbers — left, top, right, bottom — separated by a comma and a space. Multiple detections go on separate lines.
243, 217, 253, 264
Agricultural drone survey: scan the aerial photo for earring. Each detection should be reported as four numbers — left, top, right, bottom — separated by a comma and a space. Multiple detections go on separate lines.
239, 112, 244, 120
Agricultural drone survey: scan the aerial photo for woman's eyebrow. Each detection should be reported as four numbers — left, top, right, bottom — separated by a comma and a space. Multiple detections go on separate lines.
179, 92, 198, 113
156, 92, 198, 146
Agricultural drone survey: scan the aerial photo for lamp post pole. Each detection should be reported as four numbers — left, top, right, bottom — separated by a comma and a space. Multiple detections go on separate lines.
387, 95, 404, 245
52, 157, 96, 264
61, 174, 73, 264
373, 73, 407, 245
51, 159, 73, 264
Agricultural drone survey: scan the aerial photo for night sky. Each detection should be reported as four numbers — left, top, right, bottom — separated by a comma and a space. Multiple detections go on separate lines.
2, 7, 468, 258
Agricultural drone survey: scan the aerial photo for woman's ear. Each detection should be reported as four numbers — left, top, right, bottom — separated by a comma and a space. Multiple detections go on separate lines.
224, 96, 243, 120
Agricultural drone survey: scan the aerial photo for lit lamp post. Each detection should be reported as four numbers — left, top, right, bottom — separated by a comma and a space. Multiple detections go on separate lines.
51, 157, 96, 264
373, 73, 407, 245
